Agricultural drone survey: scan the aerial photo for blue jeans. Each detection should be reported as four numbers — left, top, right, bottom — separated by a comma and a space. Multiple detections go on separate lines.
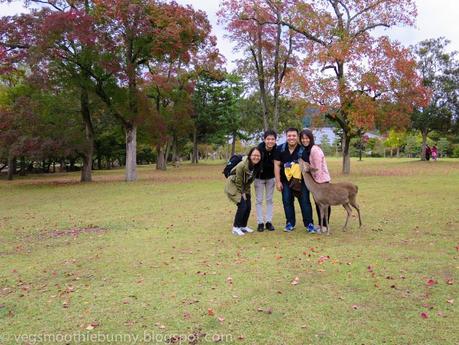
281, 181, 313, 228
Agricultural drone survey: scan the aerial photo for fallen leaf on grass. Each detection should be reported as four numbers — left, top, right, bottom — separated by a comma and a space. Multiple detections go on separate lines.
351, 304, 359, 310
447, 299, 454, 304
426, 279, 437, 286
420, 312, 429, 319
86, 322, 99, 331
291, 277, 300, 285
183, 312, 191, 320
318, 256, 330, 264
446, 279, 454, 285
217, 316, 225, 323
257, 307, 272, 314
207, 308, 215, 316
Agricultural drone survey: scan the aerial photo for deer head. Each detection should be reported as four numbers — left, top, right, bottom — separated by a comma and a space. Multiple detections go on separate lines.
298, 159, 318, 173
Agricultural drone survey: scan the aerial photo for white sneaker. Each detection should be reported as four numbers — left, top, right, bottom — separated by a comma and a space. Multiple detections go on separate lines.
232, 227, 245, 236
242, 226, 254, 233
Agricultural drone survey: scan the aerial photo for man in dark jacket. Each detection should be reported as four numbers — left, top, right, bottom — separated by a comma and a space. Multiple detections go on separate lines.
254, 130, 277, 232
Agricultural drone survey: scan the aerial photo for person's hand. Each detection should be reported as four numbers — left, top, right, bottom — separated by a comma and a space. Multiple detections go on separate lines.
276, 181, 283, 192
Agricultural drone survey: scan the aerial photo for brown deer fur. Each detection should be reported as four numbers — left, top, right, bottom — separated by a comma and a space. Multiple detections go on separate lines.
299, 159, 362, 235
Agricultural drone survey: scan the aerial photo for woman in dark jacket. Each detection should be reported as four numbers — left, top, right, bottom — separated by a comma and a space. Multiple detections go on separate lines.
225, 147, 262, 236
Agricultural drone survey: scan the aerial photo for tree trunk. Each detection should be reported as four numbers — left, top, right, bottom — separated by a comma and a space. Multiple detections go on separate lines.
171, 135, 178, 165
342, 132, 351, 175
421, 130, 428, 161
192, 127, 198, 164
125, 124, 137, 181
250, 24, 269, 130
19, 156, 26, 176
7, 156, 15, 180
156, 144, 167, 170
80, 85, 94, 182
231, 132, 237, 156
164, 139, 171, 164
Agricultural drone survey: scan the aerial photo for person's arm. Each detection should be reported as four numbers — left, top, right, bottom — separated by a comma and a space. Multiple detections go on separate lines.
274, 159, 283, 191
233, 161, 244, 194
309, 146, 323, 181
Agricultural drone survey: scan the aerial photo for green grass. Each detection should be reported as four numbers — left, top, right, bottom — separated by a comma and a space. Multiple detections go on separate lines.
0, 158, 458, 344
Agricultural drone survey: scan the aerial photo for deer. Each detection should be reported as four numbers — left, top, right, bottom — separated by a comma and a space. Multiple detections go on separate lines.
298, 159, 362, 235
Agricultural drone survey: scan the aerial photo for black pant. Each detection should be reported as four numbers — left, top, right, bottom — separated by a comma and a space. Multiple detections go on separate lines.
234, 195, 251, 227
315, 203, 331, 227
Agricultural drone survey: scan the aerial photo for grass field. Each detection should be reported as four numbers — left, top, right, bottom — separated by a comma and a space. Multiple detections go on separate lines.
0, 158, 458, 345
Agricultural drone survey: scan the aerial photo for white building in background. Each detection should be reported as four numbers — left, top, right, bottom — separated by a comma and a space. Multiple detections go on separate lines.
277, 127, 381, 146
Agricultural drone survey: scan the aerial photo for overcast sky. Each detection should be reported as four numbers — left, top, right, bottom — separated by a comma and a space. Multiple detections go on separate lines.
2, 0, 458, 69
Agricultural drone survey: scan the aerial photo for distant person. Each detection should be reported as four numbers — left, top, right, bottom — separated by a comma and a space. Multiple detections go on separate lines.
225, 147, 262, 236
300, 129, 331, 232
254, 130, 277, 232
425, 144, 431, 161
273, 128, 315, 232
431, 145, 438, 161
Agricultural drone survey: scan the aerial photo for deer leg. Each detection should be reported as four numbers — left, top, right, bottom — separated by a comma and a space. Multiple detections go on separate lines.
318, 204, 323, 234
350, 199, 362, 227
343, 203, 352, 231
324, 205, 330, 235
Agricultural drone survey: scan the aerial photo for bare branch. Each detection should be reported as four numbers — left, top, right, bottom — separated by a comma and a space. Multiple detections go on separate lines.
321, 64, 338, 77
353, 22, 390, 38
29, 0, 66, 12
349, 0, 386, 23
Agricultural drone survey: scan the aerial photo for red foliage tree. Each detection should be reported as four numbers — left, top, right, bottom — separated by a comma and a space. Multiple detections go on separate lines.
218, 0, 298, 131
250, 0, 429, 174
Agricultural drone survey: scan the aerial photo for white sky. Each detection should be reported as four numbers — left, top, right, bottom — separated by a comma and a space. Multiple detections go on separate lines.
1, 0, 458, 70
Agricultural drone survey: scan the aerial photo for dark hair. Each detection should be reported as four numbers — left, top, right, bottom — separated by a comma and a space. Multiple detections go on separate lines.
299, 128, 315, 149
263, 129, 277, 139
247, 147, 262, 169
285, 127, 299, 135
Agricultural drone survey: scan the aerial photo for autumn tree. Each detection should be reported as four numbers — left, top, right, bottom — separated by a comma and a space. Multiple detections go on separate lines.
144, 33, 220, 170
265, 0, 428, 174
412, 37, 459, 160
218, 0, 297, 131
90, 0, 215, 180
0, 0, 112, 182
0, 74, 84, 180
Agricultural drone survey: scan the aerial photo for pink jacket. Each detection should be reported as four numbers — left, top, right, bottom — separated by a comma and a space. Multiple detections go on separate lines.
310, 145, 331, 183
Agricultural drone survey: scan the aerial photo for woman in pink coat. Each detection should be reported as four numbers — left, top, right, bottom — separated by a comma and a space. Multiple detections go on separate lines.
299, 129, 331, 231
431, 145, 438, 161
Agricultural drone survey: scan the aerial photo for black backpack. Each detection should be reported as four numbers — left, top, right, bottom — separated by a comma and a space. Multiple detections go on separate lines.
223, 154, 243, 178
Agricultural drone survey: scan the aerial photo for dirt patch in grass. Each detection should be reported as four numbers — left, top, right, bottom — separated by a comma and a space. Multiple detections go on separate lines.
45, 226, 108, 238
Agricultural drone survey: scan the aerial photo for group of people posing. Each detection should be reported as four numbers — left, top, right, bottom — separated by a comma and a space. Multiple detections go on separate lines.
224, 128, 331, 236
